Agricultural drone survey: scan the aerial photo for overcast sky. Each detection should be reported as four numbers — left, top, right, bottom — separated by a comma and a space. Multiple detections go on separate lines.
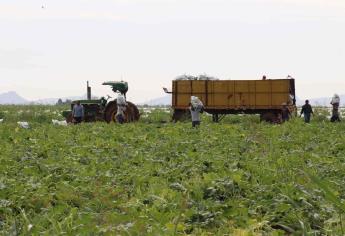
0, 0, 344, 103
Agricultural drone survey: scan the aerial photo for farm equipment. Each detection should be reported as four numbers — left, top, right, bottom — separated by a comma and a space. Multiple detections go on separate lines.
62, 81, 140, 123
164, 77, 297, 123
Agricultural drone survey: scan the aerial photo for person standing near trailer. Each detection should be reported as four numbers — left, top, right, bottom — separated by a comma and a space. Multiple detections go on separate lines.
300, 100, 314, 123
190, 96, 204, 128
330, 94, 341, 122
116, 94, 127, 124
281, 103, 291, 122
72, 101, 85, 124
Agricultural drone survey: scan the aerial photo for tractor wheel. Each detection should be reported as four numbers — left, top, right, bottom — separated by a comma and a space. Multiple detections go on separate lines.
126, 102, 140, 122
105, 100, 140, 123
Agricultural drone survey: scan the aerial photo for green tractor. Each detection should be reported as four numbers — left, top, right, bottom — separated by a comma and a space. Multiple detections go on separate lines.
62, 81, 140, 123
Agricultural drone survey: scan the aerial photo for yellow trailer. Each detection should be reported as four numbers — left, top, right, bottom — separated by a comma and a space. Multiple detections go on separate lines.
165, 78, 296, 122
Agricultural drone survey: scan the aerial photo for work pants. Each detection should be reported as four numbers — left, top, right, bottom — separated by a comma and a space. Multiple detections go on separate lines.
304, 113, 311, 123
192, 121, 200, 128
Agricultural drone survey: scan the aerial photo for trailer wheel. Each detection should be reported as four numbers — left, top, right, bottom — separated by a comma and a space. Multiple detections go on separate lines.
172, 109, 190, 122
260, 111, 282, 124
212, 114, 219, 122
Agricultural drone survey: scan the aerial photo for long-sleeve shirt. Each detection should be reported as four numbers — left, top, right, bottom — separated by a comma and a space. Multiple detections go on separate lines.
72, 104, 84, 118
301, 104, 313, 115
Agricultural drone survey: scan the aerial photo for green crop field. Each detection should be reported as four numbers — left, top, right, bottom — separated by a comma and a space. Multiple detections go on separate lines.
1, 105, 345, 235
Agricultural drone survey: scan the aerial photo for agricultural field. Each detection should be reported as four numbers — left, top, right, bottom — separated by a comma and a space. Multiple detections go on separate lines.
1, 105, 345, 235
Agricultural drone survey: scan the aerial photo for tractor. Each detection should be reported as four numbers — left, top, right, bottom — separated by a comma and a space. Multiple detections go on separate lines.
62, 81, 140, 123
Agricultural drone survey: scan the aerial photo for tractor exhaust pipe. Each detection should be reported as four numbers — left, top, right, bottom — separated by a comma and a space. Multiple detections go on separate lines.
87, 81, 91, 100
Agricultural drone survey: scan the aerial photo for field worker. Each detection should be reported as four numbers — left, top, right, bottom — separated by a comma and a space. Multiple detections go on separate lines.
300, 100, 313, 123
330, 94, 341, 122
190, 96, 204, 128
116, 94, 127, 124
281, 103, 291, 122
72, 101, 84, 124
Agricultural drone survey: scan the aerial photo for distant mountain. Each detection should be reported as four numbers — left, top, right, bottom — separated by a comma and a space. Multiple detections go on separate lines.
141, 95, 171, 106
0, 91, 28, 104
0, 91, 99, 105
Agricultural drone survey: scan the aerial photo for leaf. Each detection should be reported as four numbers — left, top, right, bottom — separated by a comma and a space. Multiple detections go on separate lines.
305, 170, 345, 213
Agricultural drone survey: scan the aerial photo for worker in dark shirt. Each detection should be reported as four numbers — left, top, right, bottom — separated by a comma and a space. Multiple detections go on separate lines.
300, 100, 313, 123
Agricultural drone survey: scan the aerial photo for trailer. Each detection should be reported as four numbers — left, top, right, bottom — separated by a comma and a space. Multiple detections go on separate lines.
164, 78, 296, 123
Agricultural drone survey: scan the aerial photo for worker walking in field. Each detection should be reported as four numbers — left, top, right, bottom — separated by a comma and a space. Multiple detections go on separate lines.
190, 96, 204, 128
300, 100, 313, 123
116, 94, 127, 124
72, 101, 84, 124
330, 94, 341, 122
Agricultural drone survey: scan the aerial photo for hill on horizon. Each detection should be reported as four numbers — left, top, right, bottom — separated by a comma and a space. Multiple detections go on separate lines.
141, 95, 171, 106
0, 91, 29, 104
0, 91, 98, 105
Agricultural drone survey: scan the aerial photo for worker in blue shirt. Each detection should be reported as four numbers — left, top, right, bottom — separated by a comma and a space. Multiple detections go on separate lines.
72, 101, 84, 124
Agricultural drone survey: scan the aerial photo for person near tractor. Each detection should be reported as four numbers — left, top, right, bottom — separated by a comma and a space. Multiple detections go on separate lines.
300, 100, 313, 123
190, 96, 204, 128
330, 94, 341, 122
281, 103, 291, 122
72, 101, 84, 124
116, 94, 127, 124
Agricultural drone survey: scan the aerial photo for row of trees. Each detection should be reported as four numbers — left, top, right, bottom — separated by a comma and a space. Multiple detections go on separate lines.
56, 99, 72, 105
